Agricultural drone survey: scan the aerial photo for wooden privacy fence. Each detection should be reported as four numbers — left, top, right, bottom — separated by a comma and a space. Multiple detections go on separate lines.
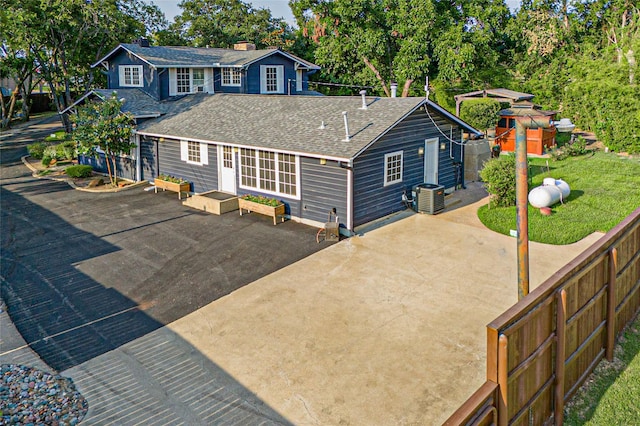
445, 206, 640, 426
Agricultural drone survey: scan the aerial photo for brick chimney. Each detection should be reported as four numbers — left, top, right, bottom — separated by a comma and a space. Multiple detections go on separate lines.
233, 41, 256, 51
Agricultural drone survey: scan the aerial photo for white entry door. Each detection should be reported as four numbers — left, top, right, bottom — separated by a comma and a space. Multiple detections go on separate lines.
219, 146, 236, 194
424, 138, 439, 184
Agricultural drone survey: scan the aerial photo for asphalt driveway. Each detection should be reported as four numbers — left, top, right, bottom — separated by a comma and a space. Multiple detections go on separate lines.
1, 167, 328, 371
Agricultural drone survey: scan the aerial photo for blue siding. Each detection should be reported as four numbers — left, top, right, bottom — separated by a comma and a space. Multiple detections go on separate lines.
155, 138, 218, 193
298, 158, 348, 225
213, 69, 245, 94
79, 154, 136, 181
352, 108, 464, 227
108, 52, 160, 100
140, 135, 157, 181
245, 54, 299, 95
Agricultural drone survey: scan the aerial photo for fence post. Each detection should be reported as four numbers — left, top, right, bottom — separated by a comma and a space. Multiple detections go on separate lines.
606, 247, 618, 361
555, 289, 567, 425
498, 334, 508, 426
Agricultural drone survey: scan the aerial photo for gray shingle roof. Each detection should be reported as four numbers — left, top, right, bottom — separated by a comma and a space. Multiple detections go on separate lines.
135, 94, 462, 159
95, 44, 320, 70
93, 89, 171, 117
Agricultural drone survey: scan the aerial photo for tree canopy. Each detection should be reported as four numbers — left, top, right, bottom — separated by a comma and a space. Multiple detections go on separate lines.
71, 94, 136, 186
2, 0, 638, 151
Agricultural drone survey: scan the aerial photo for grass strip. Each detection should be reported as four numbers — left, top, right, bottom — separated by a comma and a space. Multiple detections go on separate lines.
478, 152, 640, 244
564, 314, 640, 424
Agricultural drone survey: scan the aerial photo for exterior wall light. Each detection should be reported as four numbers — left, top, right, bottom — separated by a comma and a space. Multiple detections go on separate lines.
440, 142, 446, 150
418, 147, 424, 156
319, 158, 327, 165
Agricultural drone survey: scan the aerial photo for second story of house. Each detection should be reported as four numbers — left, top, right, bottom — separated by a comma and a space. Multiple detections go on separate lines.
91, 39, 321, 101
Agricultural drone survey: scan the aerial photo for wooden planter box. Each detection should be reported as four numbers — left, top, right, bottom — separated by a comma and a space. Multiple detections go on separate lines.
238, 198, 285, 225
154, 179, 190, 200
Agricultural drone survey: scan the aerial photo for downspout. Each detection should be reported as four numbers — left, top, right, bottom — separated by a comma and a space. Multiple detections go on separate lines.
155, 138, 160, 179
135, 133, 141, 182
515, 117, 551, 300
347, 161, 354, 232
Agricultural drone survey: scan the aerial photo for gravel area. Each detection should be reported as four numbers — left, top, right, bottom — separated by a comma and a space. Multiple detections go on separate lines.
0, 364, 88, 425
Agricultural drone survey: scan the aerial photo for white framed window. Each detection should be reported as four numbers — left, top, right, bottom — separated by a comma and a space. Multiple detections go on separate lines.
260, 65, 284, 94
239, 148, 298, 198
278, 153, 296, 195
192, 68, 205, 92
118, 65, 143, 87
187, 141, 200, 163
176, 68, 190, 93
384, 150, 403, 186
222, 68, 241, 86
180, 140, 209, 166
240, 148, 257, 188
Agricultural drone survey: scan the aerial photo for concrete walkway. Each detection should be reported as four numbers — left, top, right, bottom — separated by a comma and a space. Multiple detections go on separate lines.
168, 189, 603, 425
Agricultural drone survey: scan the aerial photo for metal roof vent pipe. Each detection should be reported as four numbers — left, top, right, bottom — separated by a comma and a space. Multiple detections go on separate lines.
359, 90, 367, 110
342, 111, 351, 142
390, 82, 398, 98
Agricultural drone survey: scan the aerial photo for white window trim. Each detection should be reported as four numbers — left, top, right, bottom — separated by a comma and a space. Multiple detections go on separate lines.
192, 68, 205, 92
383, 150, 404, 186
180, 140, 209, 166
118, 65, 143, 87
260, 65, 284, 94
221, 68, 242, 87
239, 149, 300, 199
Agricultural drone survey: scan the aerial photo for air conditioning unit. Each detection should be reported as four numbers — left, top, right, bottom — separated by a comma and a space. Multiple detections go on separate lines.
413, 183, 445, 214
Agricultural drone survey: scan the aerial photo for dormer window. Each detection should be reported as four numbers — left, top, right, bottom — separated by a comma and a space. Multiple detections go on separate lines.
177, 68, 190, 93
222, 68, 241, 86
119, 65, 143, 87
193, 68, 205, 92
260, 65, 284, 94
173, 67, 207, 94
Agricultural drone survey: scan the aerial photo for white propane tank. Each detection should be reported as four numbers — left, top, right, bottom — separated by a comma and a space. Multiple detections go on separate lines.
528, 179, 570, 208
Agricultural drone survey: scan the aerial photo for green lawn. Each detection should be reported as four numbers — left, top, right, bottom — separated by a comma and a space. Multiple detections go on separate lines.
564, 314, 640, 425
477, 152, 640, 244
44, 130, 68, 141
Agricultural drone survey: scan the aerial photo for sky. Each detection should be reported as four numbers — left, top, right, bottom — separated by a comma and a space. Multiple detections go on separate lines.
153, 0, 296, 24
154, 0, 522, 27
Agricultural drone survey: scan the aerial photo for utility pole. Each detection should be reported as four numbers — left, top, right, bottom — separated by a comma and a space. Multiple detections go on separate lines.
515, 117, 551, 300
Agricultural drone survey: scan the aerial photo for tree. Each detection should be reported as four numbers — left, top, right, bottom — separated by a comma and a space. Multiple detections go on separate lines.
2, 0, 166, 129
173, 0, 292, 48
71, 95, 136, 186
460, 98, 501, 133
0, 5, 45, 127
291, 0, 512, 97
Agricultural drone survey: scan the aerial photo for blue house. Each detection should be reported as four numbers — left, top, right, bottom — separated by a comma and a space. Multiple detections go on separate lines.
92, 39, 321, 99
130, 93, 481, 231
72, 40, 481, 231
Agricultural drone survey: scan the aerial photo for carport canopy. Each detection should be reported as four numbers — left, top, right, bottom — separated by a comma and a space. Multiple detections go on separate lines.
454, 88, 536, 117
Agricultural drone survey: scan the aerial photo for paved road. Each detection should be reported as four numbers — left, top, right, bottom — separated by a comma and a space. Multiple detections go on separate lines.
0, 117, 327, 423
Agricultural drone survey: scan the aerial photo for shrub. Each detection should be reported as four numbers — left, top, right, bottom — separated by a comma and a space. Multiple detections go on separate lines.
460, 98, 501, 132
65, 165, 93, 178
480, 154, 517, 207
551, 135, 588, 161
42, 156, 53, 167
27, 142, 47, 159
56, 141, 77, 160
43, 145, 58, 160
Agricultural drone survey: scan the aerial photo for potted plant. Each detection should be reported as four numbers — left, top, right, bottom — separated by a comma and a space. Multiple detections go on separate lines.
154, 174, 191, 199
238, 194, 286, 225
